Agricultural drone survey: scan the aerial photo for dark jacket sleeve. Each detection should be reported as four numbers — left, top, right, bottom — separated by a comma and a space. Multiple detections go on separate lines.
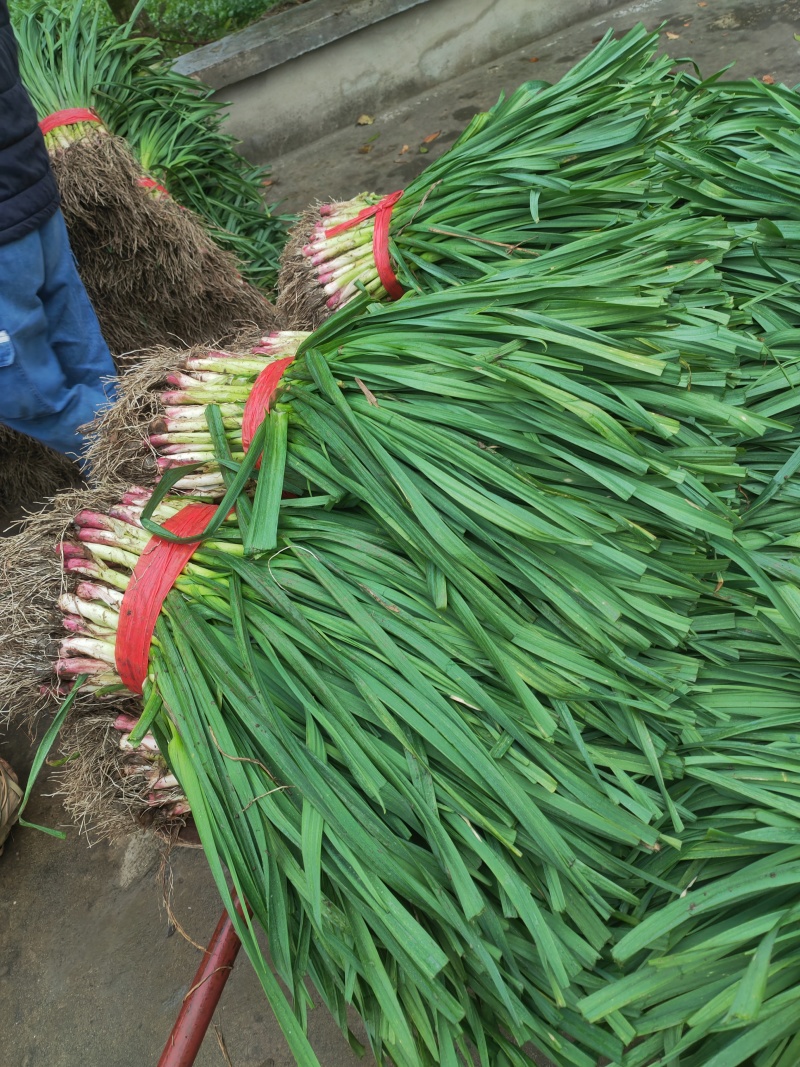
0, 0, 60, 247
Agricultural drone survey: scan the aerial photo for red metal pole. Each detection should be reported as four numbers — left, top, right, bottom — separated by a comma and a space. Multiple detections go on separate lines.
158, 902, 244, 1067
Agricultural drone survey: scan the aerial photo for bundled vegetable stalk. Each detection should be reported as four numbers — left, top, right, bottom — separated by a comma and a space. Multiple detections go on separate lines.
43, 337, 800, 1067
14, 0, 290, 293
13, 0, 279, 359
277, 24, 711, 326
278, 26, 800, 331
22, 206, 800, 1064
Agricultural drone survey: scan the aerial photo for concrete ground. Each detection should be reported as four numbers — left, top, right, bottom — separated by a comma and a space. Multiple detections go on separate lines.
2, 1, 799, 1064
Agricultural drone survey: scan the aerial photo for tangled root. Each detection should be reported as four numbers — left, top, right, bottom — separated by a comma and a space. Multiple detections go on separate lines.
0, 484, 124, 729
276, 203, 334, 330
0, 426, 83, 529
55, 712, 191, 845
82, 350, 176, 493
51, 130, 280, 356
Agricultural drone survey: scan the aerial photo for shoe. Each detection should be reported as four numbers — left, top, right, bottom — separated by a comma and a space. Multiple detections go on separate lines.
0, 756, 22, 857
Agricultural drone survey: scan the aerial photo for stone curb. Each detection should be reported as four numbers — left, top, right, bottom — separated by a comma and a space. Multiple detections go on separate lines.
174, 0, 429, 90
176, 0, 630, 160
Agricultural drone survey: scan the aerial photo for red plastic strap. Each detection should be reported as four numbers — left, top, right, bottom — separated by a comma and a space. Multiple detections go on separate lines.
115, 503, 217, 695
324, 194, 396, 238
241, 356, 295, 455
39, 108, 102, 135
137, 176, 170, 197
372, 190, 404, 300
325, 190, 405, 301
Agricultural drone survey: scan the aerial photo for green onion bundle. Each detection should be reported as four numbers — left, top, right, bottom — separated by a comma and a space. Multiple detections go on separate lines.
278, 27, 800, 336
32, 200, 800, 1063
13, 0, 289, 291
277, 24, 710, 325
11, 0, 279, 358
51, 477, 790, 1067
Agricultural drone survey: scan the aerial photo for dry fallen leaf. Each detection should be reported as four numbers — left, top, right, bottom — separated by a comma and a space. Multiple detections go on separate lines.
399, 144, 410, 155
529, 56, 539, 62
761, 74, 775, 84
356, 114, 374, 126
358, 144, 373, 154
261, 179, 274, 187
697, 1, 706, 6
355, 378, 379, 406
665, 31, 680, 40
422, 131, 441, 145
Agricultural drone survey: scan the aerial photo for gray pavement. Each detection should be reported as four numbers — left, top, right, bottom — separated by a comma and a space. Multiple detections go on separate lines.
2, 2, 799, 1064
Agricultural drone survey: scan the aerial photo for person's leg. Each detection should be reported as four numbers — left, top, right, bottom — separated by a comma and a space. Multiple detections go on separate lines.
38, 210, 117, 391
0, 215, 116, 460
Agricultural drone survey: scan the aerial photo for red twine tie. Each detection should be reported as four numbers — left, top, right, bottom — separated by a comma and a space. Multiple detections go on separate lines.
137, 176, 170, 197
39, 108, 103, 135
325, 190, 404, 300
241, 356, 295, 458
116, 503, 217, 695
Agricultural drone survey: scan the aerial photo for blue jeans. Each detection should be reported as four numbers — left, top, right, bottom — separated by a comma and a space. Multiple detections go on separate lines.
0, 209, 116, 461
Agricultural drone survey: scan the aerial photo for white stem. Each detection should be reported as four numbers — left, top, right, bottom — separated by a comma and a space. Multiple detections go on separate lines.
59, 593, 120, 631
120, 732, 161, 753
60, 635, 118, 666
80, 542, 141, 571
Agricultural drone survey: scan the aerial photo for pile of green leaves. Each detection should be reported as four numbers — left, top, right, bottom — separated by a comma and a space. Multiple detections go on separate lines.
13, 0, 290, 289
113, 187, 800, 1065
30, 23, 800, 1065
